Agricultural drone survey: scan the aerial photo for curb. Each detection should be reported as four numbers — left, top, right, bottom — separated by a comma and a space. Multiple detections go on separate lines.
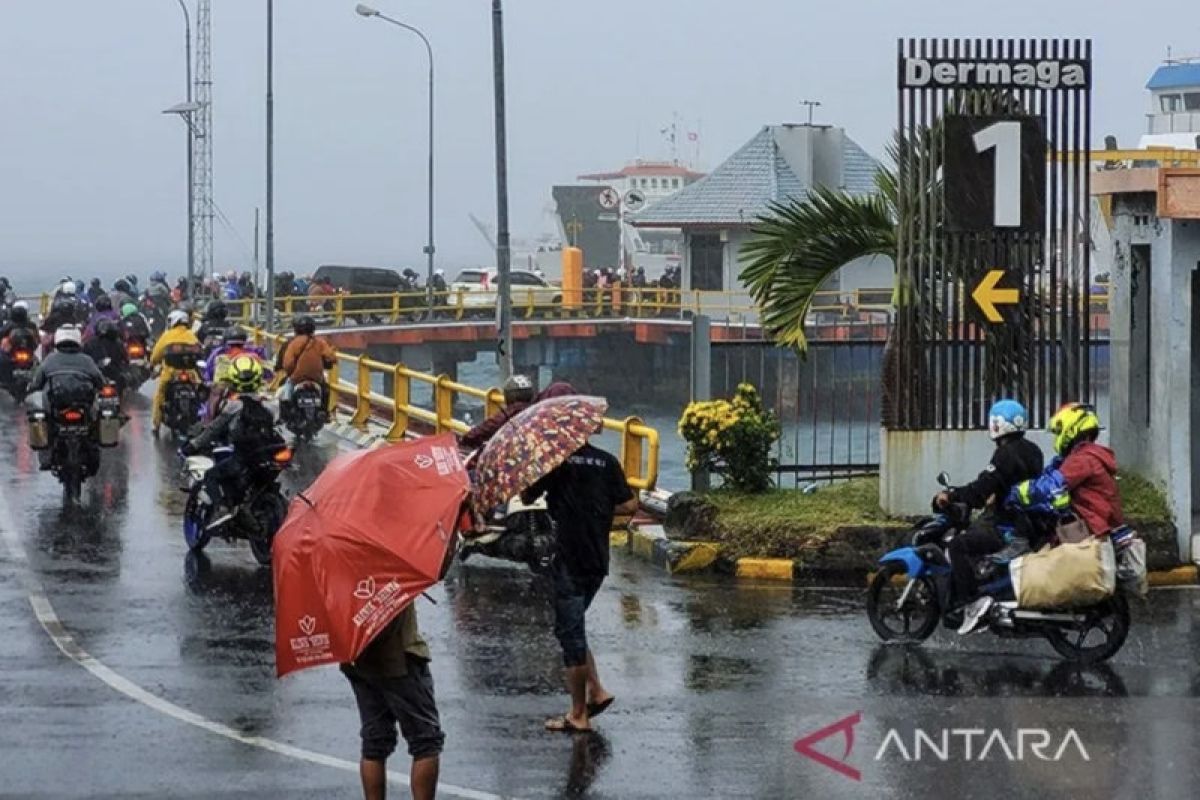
325, 420, 384, 450
619, 525, 720, 574
1148, 565, 1199, 587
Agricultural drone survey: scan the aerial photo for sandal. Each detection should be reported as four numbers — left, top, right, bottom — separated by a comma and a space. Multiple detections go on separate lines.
586, 697, 614, 719
545, 715, 591, 733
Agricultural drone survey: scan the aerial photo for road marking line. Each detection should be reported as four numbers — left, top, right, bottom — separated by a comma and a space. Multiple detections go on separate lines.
0, 490, 507, 800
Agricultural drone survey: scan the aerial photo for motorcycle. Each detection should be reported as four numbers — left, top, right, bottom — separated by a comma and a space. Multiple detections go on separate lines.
866, 472, 1131, 664
284, 380, 326, 442
3, 345, 37, 403
28, 383, 122, 504
123, 336, 152, 393
181, 442, 293, 566
162, 370, 204, 439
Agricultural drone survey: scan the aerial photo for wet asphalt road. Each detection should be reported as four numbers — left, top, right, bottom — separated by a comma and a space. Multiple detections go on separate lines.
3, 390, 1200, 799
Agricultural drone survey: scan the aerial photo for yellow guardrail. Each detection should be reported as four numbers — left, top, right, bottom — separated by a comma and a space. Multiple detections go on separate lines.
248, 327, 660, 492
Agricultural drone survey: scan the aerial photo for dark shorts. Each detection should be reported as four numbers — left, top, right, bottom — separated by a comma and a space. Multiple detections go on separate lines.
342, 657, 444, 762
552, 562, 605, 668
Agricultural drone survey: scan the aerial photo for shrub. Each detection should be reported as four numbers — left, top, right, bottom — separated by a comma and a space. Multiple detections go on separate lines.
678, 383, 781, 493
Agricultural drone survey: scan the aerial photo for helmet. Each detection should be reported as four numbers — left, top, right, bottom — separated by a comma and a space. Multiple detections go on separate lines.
987, 399, 1028, 441
502, 374, 535, 405
12, 299, 28, 312
54, 325, 82, 350
226, 354, 264, 393
150, 270, 166, 283
222, 327, 248, 345
206, 301, 228, 320
90, 278, 101, 288
293, 316, 316, 336
434, 268, 445, 277
113, 279, 131, 293
121, 302, 139, 318
1049, 402, 1101, 456
226, 270, 237, 281
97, 318, 119, 339
167, 309, 190, 328
58, 280, 75, 296
125, 273, 138, 286
94, 294, 113, 312
10, 304, 28, 324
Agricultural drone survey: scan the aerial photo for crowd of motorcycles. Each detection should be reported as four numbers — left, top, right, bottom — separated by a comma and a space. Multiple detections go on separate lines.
0, 278, 329, 568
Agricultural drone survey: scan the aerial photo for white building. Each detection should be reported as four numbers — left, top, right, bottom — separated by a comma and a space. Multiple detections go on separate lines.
1141, 59, 1200, 149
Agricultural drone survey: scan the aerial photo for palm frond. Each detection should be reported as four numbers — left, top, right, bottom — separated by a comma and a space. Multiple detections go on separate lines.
739, 184, 896, 353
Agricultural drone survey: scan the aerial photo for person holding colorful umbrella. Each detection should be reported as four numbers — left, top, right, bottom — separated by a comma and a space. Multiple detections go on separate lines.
472, 395, 639, 733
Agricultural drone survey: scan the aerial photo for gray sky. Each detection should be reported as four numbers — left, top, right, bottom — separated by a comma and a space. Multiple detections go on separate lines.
0, 0, 1190, 289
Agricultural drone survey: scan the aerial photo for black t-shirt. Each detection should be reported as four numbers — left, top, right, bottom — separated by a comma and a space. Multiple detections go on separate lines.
526, 444, 633, 578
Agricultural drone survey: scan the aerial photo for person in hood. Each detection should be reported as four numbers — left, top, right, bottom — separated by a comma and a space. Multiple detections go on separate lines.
935, 399, 1043, 635
1007, 402, 1123, 538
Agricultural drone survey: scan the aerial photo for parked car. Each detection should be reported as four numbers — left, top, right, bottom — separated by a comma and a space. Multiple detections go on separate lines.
311, 265, 421, 322
449, 269, 561, 316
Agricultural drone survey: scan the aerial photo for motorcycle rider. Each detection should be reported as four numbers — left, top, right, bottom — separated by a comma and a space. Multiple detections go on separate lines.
0, 276, 14, 306
0, 302, 40, 385
180, 355, 282, 521
204, 327, 269, 385
195, 300, 230, 343
85, 278, 105, 305
40, 288, 82, 352
120, 302, 152, 343
109, 278, 136, 313
82, 294, 120, 342
278, 316, 335, 420
28, 326, 106, 470
149, 309, 202, 435
933, 399, 1044, 635
1007, 403, 1125, 538
84, 318, 129, 389
460, 374, 536, 451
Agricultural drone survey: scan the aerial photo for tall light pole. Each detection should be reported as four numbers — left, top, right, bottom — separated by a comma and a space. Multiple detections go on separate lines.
492, 0, 513, 379
355, 4, 436, 317
265, 0, 276, 334
175, 0, 195, 298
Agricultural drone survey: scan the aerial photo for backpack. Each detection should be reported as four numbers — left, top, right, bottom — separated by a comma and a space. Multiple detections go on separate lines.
230, 396, 282, 453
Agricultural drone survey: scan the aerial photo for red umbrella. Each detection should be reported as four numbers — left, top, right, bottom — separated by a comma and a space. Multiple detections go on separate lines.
471, 394, 607, 517
273, 433, 468, 678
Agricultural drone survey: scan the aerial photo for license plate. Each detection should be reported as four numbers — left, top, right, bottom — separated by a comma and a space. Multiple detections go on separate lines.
129, 359, 147, 367
298, 397, 320, 407
59, 425, 89, 437
12, 370, 28, 380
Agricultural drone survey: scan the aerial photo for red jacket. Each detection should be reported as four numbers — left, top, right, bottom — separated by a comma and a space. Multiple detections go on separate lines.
1059, 442, 1124, 535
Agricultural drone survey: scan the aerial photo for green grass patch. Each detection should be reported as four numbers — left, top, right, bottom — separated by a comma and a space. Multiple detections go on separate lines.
1117, 471, 1171, 522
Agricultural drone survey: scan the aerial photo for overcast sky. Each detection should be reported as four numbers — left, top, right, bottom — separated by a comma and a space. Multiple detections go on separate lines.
0, 0, 1191, 289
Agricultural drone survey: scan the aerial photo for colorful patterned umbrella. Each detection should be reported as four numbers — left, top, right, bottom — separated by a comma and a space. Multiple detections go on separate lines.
471, 395, 608, 516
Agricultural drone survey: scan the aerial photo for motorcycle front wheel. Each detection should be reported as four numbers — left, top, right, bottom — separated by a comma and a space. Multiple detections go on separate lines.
867, 562, 941, 643
183, 488, 214, 552
1044, 593, 1131, 664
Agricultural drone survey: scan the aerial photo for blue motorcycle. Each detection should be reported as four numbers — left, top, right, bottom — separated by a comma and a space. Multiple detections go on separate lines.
866, 472, 1130, 664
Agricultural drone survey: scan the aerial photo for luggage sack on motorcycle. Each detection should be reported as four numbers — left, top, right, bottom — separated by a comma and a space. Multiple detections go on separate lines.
163, 343, 203, 370
1111, 525, 1149, 599
27, 410, 49, 450
97, 415, 121, 447
1010, 536, 1116, 609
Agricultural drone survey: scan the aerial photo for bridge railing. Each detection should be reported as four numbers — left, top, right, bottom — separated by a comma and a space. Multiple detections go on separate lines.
248, 327, 660, 492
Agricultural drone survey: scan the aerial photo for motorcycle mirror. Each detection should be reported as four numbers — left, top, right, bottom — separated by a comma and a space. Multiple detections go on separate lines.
936, 471, 951, 487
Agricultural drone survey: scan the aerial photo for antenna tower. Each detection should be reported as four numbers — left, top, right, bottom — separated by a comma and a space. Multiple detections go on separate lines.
193, 0, 215, 279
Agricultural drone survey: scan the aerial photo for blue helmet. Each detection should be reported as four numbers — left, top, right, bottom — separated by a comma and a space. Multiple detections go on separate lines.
987, 399, 1028, 440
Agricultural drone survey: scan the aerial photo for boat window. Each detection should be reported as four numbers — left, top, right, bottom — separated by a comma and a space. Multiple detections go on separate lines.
1186, 93, 1200, 111
1161, 94, 1183, 112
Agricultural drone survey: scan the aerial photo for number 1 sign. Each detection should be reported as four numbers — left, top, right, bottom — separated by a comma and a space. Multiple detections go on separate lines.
944, 115, 1046, 232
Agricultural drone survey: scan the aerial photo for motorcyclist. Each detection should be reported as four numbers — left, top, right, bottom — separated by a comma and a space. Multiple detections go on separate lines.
85, 278, 105, 305
195, 300, 230, 344
0, 302, 40, 385
181, 355, 283, 517
83, 294, 120, 342
460, 374, 536, 451
204, 327, 269, 385
41, 290, 82, 347
1007, 403, 1125, 538
933, 398, 1044, 634
0, 276, 14, 305
120, 302, 152, 342
28, 326, 106, 470
278, 316, 335, 419
146, 271, 171, 305
110, 278, 135, 312
149, 309, 202, 435
83, 318, 128, 389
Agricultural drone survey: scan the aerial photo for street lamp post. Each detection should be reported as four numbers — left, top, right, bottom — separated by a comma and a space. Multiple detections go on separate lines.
491, 0, 513, 379
355, 3, 436, 318
265, 0, 276, 335
175, 0, 195, 299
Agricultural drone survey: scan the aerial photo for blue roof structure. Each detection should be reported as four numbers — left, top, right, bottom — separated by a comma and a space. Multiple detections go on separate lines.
631, 125, 880, 229
1147, 64, 1200, 91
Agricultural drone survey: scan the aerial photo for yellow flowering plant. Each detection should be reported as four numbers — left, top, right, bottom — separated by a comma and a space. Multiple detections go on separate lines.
678, 383, 781, 493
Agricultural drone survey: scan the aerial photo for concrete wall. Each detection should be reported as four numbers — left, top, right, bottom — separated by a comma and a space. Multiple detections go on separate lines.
1107, 196, 1199, 561
880, 429, 1055, 516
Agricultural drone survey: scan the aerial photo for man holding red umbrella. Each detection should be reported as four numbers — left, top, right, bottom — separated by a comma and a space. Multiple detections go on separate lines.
522, 441, 638, 733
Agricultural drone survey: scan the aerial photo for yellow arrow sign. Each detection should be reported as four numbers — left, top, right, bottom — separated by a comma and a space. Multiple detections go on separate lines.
972, 269, 1019, 323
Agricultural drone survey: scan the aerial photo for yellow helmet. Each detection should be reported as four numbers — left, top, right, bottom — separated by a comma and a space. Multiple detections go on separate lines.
226, 354, 264, 394
1049, 402, 1100, 455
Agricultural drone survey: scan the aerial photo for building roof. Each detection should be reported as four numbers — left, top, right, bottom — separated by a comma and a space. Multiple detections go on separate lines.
578, 161, 705, 182
630, 125, 879, 228
1147, 63, 1200, 91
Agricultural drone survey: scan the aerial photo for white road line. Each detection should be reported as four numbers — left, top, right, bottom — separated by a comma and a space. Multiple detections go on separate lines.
0, 489, 507, 800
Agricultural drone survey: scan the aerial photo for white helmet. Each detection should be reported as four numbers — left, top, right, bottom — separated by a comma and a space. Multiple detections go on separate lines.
58, 281, 75, 296
167, 309, 190, 328
54, 325, 82, 349
434, 268, 445, 277
12, 300, 28, 311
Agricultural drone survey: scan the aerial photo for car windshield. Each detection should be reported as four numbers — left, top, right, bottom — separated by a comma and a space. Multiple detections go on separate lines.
454, 270, 489, 284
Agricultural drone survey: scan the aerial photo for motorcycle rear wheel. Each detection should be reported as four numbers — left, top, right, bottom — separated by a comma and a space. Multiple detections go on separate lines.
867, 562, 941, 643
1044, 594, 1131, 664
247, 491, 287, 566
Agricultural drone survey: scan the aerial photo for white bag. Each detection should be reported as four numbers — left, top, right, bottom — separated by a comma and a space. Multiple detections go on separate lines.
1116, 538, 1149, 599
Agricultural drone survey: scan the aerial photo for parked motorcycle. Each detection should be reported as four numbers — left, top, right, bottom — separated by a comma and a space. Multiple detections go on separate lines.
3, 345, 37, 403
283, 380, 326, 442
181, 442, 293, 566
28, 383, 122, 504
866, 472, 1131, 664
